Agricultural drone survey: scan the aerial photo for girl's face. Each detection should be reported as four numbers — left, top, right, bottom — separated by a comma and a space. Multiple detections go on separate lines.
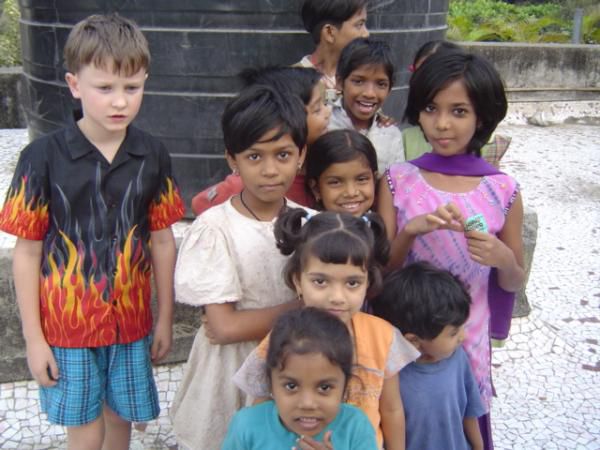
293, 254, 368, 326
339, 64, 391, 130
271, 351, 345, 437
418, 79, 478, 156
306, 86, 332, 146
311, 155, 375, 217
226, 128, 305, 210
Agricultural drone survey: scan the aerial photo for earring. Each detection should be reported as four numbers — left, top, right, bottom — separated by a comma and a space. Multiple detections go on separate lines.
232, 168, 239, 175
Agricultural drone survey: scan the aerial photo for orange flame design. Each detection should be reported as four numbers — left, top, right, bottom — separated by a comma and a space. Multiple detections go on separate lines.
41, 228, 152, 347
0, 176, 49, 239
148, 178, 185, 230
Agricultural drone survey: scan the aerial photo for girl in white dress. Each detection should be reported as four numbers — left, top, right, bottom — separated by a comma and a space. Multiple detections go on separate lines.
170, 84, 308, 450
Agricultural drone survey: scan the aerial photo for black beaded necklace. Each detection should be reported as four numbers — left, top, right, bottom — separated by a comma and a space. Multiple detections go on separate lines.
239, 190, 287, 221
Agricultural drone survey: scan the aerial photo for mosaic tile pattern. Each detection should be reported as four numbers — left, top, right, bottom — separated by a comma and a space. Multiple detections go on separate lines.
1, 123, 599, 449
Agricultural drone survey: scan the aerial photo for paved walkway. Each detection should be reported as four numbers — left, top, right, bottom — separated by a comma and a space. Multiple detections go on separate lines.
0, 123, 599, 449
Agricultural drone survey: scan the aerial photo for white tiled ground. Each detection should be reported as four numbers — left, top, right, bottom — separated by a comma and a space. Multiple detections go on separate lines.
0, 123, 599, 449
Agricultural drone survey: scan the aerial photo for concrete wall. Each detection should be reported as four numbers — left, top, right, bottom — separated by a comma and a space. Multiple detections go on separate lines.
462, 42, 600, 102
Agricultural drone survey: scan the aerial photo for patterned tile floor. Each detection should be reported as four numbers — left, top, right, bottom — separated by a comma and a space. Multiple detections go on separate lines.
0, 122, 599, 449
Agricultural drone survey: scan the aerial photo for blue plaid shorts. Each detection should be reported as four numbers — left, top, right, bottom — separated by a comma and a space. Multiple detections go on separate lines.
40, 335, 159, 426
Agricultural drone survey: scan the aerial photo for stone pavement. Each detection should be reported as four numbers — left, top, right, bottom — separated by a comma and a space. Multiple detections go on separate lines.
0, 123, 599, 449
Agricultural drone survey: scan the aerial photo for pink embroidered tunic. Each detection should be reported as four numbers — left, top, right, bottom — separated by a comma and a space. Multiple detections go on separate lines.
386, 162, 518, 411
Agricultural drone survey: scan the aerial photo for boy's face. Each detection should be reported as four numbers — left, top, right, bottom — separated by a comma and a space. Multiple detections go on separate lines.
226, 128, 305, 209
65, 62, 147, 138
416, 324, 465, 363
339, 64, 391, 130
331, 7, 369, 53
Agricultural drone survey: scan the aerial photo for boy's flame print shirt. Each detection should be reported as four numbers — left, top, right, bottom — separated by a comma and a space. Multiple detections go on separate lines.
0, 123, 185, 347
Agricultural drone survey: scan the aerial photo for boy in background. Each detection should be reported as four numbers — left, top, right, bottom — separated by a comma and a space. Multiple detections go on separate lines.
297, 0, 369, 103
372, 262, 485, 450
0, 13, 184, 450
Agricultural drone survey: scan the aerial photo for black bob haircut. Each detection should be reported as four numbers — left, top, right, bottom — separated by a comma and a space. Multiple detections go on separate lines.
266, 307, 354, 389
238, 65, 322, 107
336, 38, 395, 88
371, 262, 471, 340
404, 52, 508, 156
412, 40, 462, 67
301, 0, 368, 44
222, 84, 308, 156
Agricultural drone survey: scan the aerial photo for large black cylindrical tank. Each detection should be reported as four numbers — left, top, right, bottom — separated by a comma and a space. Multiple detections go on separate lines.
18, 0, 448, 214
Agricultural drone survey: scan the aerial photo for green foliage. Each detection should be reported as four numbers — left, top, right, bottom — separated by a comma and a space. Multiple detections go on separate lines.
0, 0, 21, 66
448, 0, 599, 44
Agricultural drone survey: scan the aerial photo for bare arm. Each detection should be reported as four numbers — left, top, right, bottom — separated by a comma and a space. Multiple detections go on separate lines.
203, 299, 301, 345
13, 238, 58, 386
150, 227, 177, 362
466, 192, 525, 292
376, 175, 397, 241
463, 417, 484, 450
379, 376, 405, 450
376, 176, 413, 270
495, 192, 525, 291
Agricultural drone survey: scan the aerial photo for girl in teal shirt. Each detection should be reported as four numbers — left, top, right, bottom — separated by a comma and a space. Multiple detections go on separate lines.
222, 307, 377, 450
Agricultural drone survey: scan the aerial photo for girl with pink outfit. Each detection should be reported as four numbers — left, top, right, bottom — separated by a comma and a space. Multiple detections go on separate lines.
377, 51, 526, 450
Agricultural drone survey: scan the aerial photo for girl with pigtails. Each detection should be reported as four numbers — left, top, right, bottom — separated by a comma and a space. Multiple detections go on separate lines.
233, 208, 420, 450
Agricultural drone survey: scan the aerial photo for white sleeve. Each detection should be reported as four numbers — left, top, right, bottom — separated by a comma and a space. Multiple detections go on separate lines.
385, 327, 421, 377
232, 348, 270, 398
174, 215, 242, 306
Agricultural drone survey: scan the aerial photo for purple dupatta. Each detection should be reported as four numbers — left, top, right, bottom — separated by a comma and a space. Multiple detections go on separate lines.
409, 153, 515, 341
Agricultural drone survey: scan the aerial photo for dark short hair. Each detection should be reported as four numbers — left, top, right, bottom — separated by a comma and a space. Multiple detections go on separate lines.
336, 38, 395, 87
412, 40, 462, 67
64, 13, 150, 75
372, 262, 471, 340
222, 84, 307, 156
305, 129, 378, 196
238, 66, 322, 106
275, 208, 390, 297
301, 0, 368, 44
404, 52, 508, 156
266, 307, 354, 389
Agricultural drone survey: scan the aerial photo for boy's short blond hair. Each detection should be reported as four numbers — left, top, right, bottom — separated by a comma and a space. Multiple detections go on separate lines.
64, 13, 150, 75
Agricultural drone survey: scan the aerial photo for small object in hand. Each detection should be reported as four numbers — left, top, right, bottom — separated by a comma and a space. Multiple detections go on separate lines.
464, 214, 488, 233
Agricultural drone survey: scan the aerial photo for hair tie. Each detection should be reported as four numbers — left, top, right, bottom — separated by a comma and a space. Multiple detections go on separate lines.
301, 210, 316, 226
408, 63, 416, 73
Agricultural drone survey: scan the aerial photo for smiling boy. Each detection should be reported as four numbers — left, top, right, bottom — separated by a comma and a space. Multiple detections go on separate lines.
0, 14, 184, 450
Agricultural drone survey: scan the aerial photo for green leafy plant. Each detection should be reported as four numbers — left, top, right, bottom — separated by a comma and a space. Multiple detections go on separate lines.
0, 0, 21, 66
448, 0, 599, 44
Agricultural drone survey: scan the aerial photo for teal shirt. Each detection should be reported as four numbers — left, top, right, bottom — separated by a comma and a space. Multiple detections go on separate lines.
221, 400, 378, 450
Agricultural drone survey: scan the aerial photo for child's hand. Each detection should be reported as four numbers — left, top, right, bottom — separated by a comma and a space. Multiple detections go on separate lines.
293, 431, 334, 450
465, 230, 514, 269
26, 337, 59, 387
151, 316, 172, 362
405, 203, 464, 236
201, 312, 219, 344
